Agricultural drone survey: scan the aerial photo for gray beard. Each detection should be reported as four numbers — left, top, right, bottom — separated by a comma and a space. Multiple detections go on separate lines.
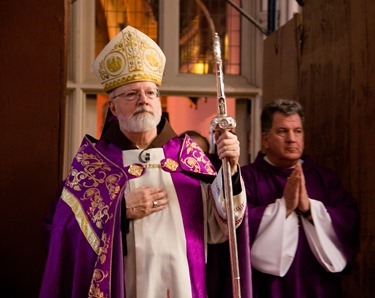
119, 110, 161, 132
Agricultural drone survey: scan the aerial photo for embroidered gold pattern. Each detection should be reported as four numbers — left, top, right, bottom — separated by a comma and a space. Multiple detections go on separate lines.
88, 233, 111, 298
163, 158, 179, 171
128, 164, 144, 176
66, 142, 126, 298
146, 50, 160, 68
92, 269, 109, 283
66, 149, 112, 191
89, 283, 106, 298
205, 163, 216, 175
106, 54, 123, 73
61, 188, 101, 254
105, 174, 122, 200
181, 137, 214, 174
128, 162, 175, 175
98, 233, 111, 265
144, 163, 161, 169
65, 144, 124, 230
93, 26, 166, 92
82, 188, 113, 229
184, 157, 201, 173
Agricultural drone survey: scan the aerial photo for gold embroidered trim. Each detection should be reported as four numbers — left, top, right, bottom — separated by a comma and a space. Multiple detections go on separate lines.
181, 137, 215, 174
144, 163, 162, 169
128, 164, 144, 177
127, 160, 179, 176
66, 149, 112, 192
82, 188, 114, 229
61, 188, 100, 255
163, 158, 179, 171
89, 283, 106, 298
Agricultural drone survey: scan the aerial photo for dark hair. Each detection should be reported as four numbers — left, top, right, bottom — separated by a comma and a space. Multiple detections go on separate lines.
181, 130, 210, 153
261, 99, 305, 132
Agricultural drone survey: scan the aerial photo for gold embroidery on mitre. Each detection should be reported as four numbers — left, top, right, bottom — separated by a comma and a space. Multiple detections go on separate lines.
92, 26, 166, 92
163, 158, 179, 171
105, 52, 125, 74
128, 164, 144, 177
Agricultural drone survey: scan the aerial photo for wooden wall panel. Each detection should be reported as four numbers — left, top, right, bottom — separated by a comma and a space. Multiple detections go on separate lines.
262, 0, 375, 296
299, 0, 352, 183
0, 0, 68, 296
347, 0, 375, 295
262, 15, 301, 103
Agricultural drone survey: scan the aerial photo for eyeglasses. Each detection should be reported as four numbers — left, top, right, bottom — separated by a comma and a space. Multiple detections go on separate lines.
111, 88, 160, 101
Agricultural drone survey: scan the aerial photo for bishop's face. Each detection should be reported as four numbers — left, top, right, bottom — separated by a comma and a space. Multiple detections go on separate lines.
262, 112, 304, 168
108, 81, 162, 133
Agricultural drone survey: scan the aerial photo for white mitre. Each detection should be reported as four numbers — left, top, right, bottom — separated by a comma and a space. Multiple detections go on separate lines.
92, 26, 166, 92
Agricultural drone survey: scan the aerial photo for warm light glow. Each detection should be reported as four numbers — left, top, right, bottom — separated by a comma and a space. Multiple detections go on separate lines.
193, 61, 209, 74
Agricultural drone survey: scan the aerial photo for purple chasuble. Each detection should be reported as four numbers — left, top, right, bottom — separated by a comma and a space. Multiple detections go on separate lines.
241, 152, 359, 298
40, 135, 127, 298
40, 129, 253, 297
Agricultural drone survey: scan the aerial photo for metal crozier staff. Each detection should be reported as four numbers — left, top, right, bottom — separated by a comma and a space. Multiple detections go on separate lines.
211, 32, 241, 298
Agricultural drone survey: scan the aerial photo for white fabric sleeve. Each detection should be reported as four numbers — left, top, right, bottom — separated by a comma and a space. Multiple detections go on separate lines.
206, 167, 247, 244
251, 198, 299, 277
301, 199, 347, 272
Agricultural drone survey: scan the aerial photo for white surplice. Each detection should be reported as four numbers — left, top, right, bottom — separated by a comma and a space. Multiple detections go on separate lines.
251, 197, 347, 277
123, 148, 245, 297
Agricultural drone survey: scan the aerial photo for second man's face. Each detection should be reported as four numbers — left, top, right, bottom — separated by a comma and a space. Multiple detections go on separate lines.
262, 112, 304, 168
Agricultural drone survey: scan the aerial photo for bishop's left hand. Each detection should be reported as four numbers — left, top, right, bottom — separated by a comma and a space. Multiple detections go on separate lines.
215, 131, 240, 175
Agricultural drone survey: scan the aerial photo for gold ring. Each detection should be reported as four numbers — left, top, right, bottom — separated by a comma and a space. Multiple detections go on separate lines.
152, 201, 158, 208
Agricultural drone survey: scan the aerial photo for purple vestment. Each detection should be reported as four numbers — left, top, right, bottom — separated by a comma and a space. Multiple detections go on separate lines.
40, 121, 252, 297
241, 152, 359, 298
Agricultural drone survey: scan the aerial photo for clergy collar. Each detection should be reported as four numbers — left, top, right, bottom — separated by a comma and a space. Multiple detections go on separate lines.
264, 155, 303, 169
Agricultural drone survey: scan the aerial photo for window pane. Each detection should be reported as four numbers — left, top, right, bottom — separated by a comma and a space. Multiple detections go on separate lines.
95, 0, 159, 57
85, 93, 109, 140
179, 0, 240, 74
